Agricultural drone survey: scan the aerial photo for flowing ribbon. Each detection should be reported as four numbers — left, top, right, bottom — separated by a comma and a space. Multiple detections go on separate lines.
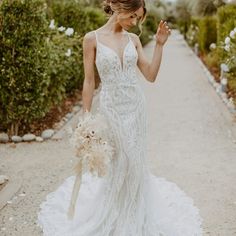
67, 159, 83, 220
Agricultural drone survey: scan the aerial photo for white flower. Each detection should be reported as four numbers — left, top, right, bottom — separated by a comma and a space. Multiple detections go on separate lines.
49, 19, 55, 29
220, 63, 229, 72
209, 43, 216, 50
230, 30, 235, 39
65, 27, 74, 36
221, 78, 228, 85
65, 49, 72, 57
224, 44, 230, 52
234, 27, 236, 33
58, 26, 66, 32
225, 36, 231, 45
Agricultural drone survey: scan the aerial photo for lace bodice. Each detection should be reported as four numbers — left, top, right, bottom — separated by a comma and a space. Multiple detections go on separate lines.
94, 30, 139, 87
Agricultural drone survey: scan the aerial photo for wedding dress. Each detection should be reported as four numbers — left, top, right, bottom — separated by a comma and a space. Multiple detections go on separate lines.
37, 30, 203, 236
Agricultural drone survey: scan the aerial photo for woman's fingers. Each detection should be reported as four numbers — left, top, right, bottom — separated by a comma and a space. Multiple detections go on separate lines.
159, 20, 164, 28
158, 20, 171, 36
161, 20, 171, 34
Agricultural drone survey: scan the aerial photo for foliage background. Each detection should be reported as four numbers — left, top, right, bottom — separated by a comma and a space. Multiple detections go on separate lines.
0, 0, 159, 135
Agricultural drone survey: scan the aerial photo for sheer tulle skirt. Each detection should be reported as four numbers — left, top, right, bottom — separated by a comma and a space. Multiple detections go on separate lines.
37, 172, 203, 236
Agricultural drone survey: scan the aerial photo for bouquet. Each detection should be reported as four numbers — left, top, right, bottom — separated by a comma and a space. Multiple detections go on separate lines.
67, 110, 115, 219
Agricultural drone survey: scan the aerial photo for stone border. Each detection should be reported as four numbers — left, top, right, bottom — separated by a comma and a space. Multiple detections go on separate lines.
0, 85, 101, 144
180, 35, 236, 115
0, 107, 81, 144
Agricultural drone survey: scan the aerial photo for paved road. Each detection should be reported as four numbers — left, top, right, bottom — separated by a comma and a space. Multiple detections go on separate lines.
0, 30, 236, 236
138, 30, 236, 236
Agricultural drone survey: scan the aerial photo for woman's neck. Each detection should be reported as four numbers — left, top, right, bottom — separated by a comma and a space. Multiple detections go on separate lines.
101, 14, 125, 34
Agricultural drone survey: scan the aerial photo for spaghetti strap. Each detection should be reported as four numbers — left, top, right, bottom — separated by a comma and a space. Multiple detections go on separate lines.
126, 32, 131, 42
94, 30, 98, 43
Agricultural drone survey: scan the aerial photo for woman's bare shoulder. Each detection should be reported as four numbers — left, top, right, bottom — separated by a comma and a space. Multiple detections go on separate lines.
83, 30, 96, 43
128, 32, 141, 47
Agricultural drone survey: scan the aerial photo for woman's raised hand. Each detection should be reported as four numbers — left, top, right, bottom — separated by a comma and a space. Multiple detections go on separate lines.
155, 20, 171, 46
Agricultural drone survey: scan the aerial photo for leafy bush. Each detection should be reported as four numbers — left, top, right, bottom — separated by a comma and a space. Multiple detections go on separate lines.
0, 0, 85, 134
177, 20, 191, 38
47, 20, 84, 93
219, 27, 236, 80
0, 0, 52, 134
217, 5, 236, 60
83, 7, 107, 33
144, 14, 158, 33
197, 16, 217, 54
49, 0, 106, 35
186, 18, 200, 47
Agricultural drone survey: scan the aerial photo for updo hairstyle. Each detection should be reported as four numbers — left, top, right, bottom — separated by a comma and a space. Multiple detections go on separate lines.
102, 0, 147, 36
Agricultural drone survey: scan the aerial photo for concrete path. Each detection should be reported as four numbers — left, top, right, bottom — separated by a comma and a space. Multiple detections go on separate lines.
138, 30, 236, 236
0, 30, 236, 236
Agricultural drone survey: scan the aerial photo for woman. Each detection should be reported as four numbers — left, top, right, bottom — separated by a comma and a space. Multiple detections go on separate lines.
37, 0, 203, 235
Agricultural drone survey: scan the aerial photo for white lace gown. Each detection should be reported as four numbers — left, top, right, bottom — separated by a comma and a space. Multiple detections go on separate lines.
37, 30, 203, 236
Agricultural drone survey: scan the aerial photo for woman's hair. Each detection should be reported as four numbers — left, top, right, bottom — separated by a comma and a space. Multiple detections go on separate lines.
102, 0, 147, 36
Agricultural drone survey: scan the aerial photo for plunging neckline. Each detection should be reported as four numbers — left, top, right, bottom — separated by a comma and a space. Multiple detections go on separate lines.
94, 30, 132, 72
97, 41, 131, 71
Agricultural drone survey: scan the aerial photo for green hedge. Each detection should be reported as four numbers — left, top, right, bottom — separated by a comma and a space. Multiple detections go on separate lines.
217, 5, 236, 61
198, 16, 217, 54
186, 18, 200, 47
0, 0, 52, 134
185, 16, 217, 54
177, 20, 191, 38
49, 1, 106, 35
46, 26, 84, 94
0, 0, 84, 134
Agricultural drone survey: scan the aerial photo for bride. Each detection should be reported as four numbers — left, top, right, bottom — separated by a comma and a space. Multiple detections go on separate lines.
37, 0, 204, 235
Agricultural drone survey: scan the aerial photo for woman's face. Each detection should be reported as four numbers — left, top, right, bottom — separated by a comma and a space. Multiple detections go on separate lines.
117, 7, 144, 30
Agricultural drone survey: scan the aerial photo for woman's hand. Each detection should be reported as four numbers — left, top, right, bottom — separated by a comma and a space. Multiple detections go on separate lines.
155, 20, 171, 46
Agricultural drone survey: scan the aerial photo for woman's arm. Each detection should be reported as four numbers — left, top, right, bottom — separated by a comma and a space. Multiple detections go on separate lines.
132, 20, 170, 83
81, 32, 96, 113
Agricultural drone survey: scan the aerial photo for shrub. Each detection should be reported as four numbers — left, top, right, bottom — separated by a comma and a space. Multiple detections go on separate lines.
186, 18, 200, 47
0, 0, 52, 134
144, 7, 162, 34
217, 4, 236, 61
219, 27, 236, 80
83, 6, 107, 33
47, 20, 84, 93
197, 16, 217, 54
49, 0, 106, 36
177, 20, 191, 38
0, 0, 84, 135
204, 50, 220, 69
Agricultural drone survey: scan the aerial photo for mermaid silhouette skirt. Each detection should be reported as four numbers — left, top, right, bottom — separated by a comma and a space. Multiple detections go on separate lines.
37, 30, 203, 235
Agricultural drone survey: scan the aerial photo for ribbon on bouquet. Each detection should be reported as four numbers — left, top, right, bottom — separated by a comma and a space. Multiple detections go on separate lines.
67, 159, 83, 220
